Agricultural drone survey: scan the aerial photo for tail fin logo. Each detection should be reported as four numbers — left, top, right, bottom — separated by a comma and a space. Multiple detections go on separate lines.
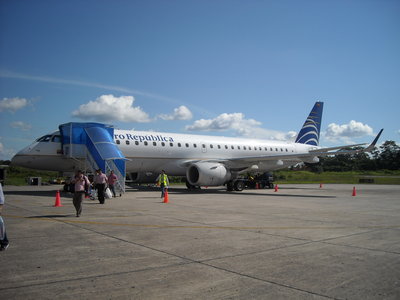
295, 102, 324, 146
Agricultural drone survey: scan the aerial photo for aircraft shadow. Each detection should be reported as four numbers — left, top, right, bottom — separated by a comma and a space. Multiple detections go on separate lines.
129, 186, 336, 199
4, 190, 69, 197
27, 215, 72, 218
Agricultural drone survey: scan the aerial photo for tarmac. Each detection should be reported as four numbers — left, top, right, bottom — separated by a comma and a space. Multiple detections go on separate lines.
0, 183, 399, 300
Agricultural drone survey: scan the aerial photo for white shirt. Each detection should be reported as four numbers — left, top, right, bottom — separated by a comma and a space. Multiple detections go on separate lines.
0, 184, 4, 205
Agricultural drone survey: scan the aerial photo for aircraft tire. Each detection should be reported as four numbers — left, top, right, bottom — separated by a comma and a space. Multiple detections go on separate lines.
234, 180, 244, 191
226, 181, 234, 191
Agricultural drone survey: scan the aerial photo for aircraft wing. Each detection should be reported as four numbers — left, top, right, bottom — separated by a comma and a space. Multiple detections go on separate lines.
183, 129, 384, 169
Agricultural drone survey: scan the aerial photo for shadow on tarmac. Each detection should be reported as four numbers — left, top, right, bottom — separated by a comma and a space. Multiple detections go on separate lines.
129, 186, 336, 199
4, 190, 64, 197
4, 185, 336, 199
27, 215, 72, 218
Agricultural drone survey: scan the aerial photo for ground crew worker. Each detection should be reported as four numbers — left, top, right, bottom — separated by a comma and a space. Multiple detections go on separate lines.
156, 170, 169, 198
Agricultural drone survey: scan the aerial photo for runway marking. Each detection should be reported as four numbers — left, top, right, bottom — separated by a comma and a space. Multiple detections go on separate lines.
4, 214, 400, 230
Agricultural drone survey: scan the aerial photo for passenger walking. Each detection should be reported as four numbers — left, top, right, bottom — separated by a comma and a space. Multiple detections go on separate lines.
94, 169, 108, 204
107, 170, 118, 197
156, 170, 169, 198
72, 170, 90, 217
0, 183, 9, 251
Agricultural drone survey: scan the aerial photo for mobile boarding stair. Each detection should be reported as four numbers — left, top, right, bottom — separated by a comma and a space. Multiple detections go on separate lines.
59, 122, 127, 195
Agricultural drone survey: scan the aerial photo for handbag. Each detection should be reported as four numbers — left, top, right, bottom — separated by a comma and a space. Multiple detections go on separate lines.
105, 187, 113, 199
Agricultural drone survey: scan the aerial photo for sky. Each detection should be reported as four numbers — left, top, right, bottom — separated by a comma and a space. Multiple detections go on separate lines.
0, 0, 399, 160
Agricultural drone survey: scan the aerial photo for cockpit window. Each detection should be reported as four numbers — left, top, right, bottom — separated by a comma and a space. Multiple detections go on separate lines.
36, 135, 52, 142
51, 135, 61, 143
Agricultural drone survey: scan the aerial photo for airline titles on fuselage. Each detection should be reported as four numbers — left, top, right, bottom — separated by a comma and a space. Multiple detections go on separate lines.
114, 133, 175, 143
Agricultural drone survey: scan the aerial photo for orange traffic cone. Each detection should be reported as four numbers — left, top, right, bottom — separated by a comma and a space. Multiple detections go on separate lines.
163, 189, 169, 203
352, 186, 357, 196
54, 190, 63, 207
274, 184, 279, 192
320, 183, 323, 188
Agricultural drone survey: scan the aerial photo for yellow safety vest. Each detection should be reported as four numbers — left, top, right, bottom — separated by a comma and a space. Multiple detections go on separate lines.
159, 174, 168, 186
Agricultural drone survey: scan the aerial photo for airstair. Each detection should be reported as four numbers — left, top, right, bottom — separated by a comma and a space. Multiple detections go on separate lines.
59, 122, 126, 195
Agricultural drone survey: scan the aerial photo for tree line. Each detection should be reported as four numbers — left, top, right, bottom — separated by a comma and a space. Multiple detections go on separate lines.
305, 140, 400, 172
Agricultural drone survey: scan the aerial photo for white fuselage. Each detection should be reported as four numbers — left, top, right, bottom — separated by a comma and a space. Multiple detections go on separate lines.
11, 129, 315, 178
116, 130, 312, 175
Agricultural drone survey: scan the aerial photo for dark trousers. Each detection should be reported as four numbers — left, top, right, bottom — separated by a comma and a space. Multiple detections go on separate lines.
109, 184, 116, 197
97, 184, 106, 204
73, 191, 85, 216
160, 183, 166, 198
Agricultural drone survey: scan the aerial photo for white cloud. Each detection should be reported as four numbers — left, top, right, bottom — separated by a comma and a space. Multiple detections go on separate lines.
186, 113, 260, 132
324, 120, 374, 142
72, 94, 151, 123
10, 121, 32, 131
0, 97, 29, 112
0, 141, 15, 160
158, 105, 193, 121
185, 112, 296, 141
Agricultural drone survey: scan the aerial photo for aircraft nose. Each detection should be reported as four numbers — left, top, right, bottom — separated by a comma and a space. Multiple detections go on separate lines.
11, 145, 36, 168
11, 153, 28, 168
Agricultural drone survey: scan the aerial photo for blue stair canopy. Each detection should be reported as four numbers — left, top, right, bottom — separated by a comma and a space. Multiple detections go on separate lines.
85, 126, 126, 176
58, 122, 126, 176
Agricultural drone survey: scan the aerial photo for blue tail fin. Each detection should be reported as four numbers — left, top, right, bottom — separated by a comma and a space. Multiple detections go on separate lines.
295, 102, 324, 146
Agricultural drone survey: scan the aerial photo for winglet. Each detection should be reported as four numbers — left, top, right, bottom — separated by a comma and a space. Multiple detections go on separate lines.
365, 128, 384, 151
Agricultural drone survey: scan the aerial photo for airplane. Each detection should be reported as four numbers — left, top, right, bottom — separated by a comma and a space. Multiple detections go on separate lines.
11, 102, 383, 191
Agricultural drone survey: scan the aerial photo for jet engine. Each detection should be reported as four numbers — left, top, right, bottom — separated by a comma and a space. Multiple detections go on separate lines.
186, 162, 232, 186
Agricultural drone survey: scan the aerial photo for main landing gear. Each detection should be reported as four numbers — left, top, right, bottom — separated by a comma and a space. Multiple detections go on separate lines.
226, 180, 244, 192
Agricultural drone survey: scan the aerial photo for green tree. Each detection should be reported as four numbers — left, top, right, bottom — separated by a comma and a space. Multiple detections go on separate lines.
375, 141, 400, 170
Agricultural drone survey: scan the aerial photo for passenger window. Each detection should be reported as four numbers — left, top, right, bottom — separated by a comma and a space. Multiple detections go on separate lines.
161, 142, 165, 146
185, 143, 189, 148
126, 140, 130, 145
193, 144, 197, 148
244, 146, 247, 150
218, 145, 221, 149
202, 144, 206, 148
135, 141, 139, 145
153, 142, 157, 146
231, 145, 234, 149
210, 144, 213, 149
178, 143, 181, 147
144, 141, 148, 146
116, 140, 120, 144
170, 143, 174, 147
237, 146, 241, 150
275, 148, 278, 151
248, 146, 251, 150
265, 147, 268, 151
281, 148, 283, 152
225, 145, 228, 149
286, 148, 288, 152
270, 147, 273, 151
